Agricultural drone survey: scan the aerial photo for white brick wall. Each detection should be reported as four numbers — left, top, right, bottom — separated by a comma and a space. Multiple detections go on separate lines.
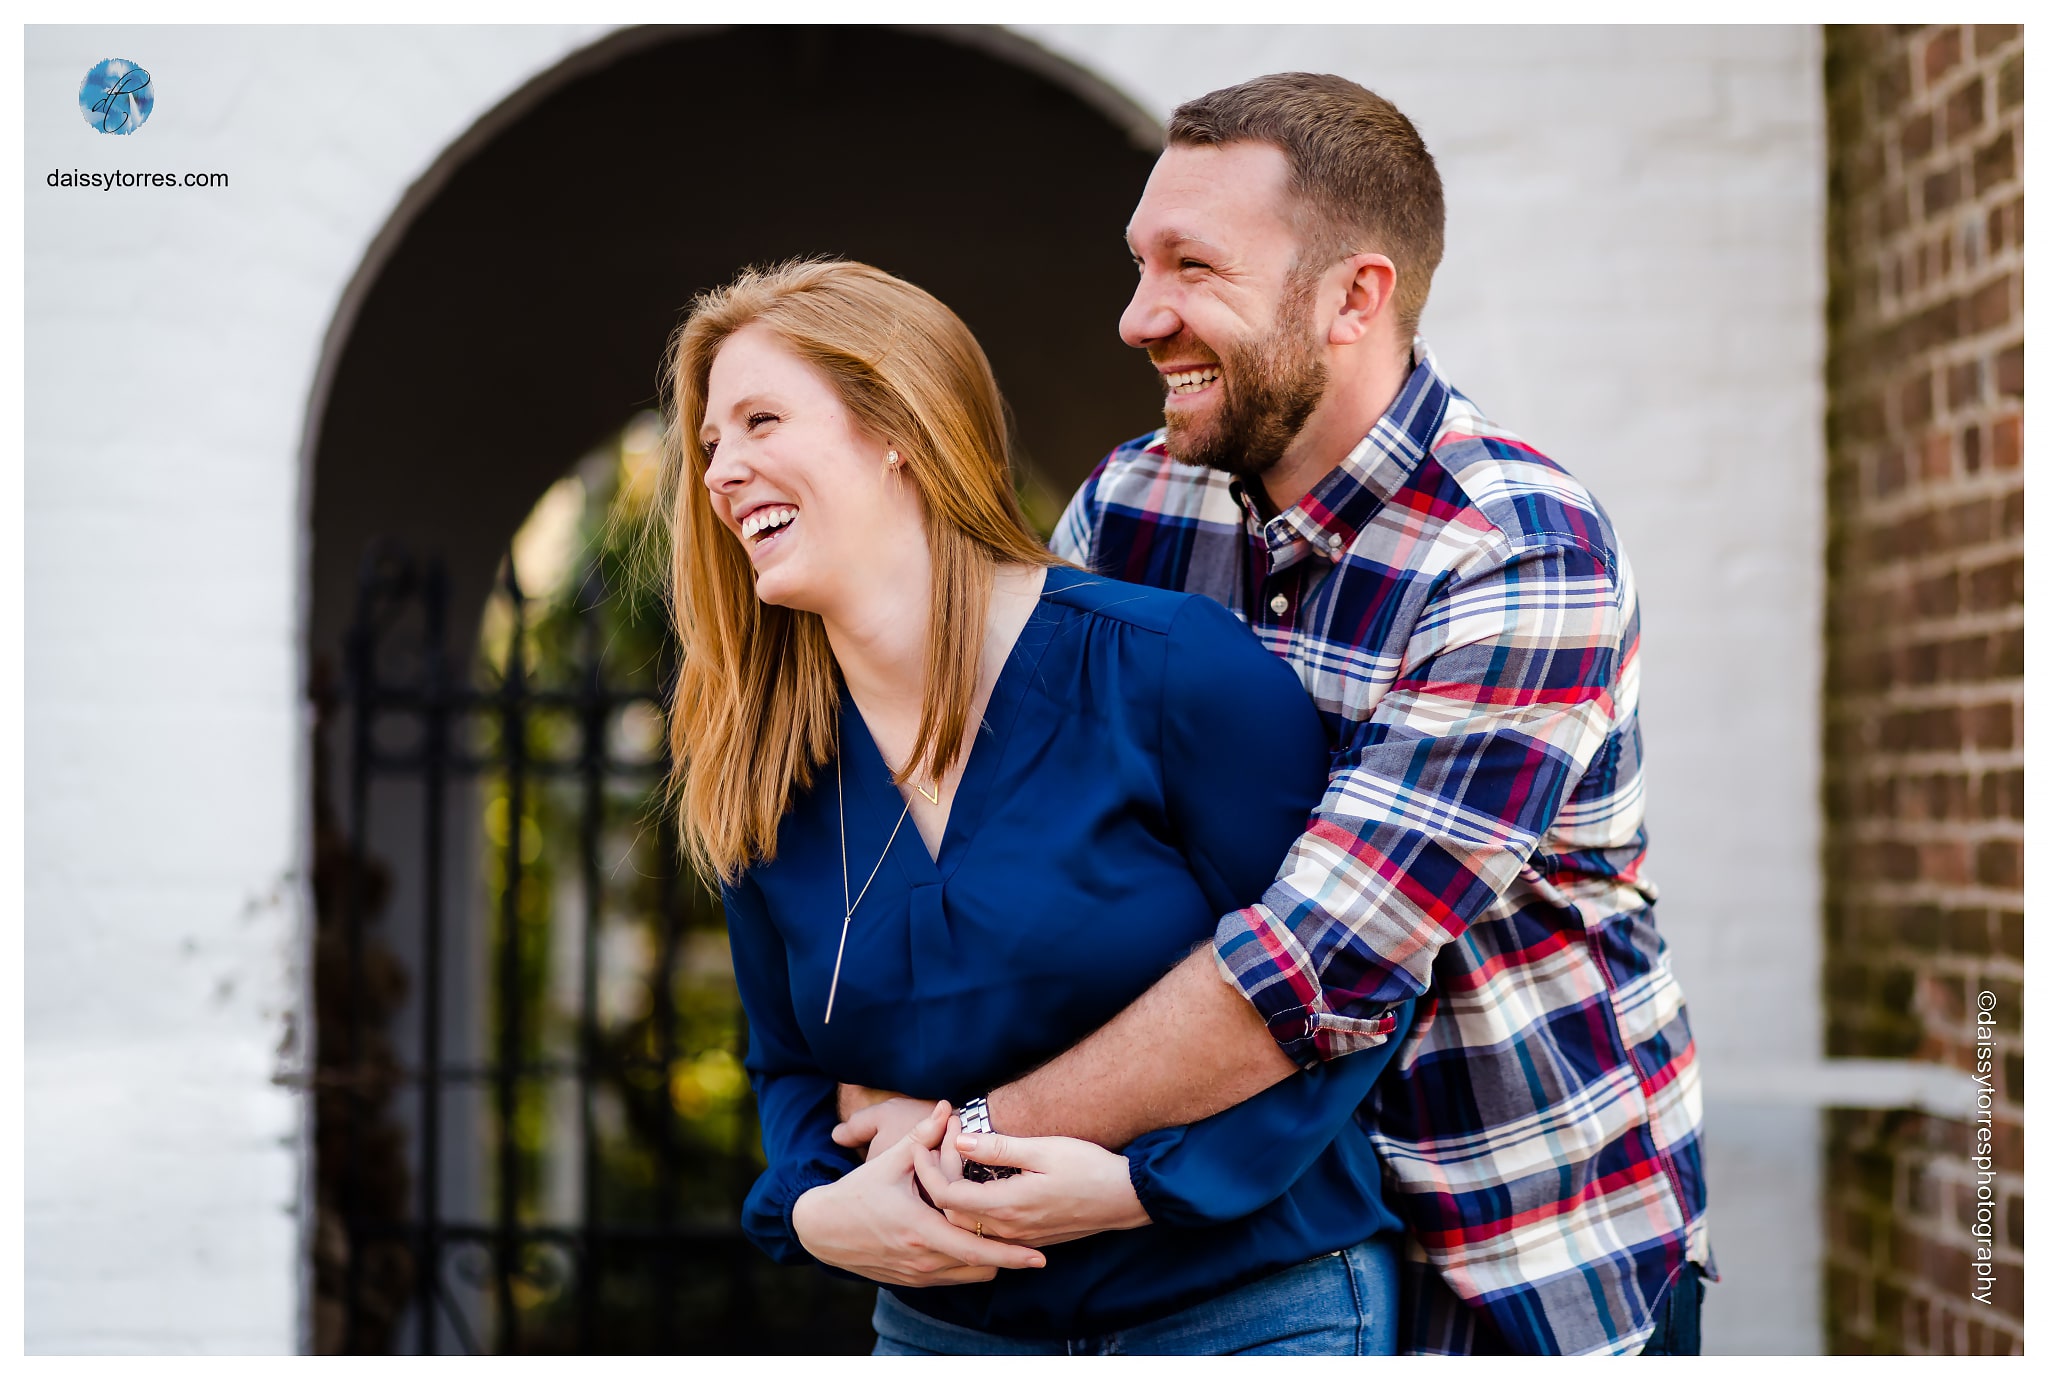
25, 24, 604, 1353
27, 24, 1828, 1353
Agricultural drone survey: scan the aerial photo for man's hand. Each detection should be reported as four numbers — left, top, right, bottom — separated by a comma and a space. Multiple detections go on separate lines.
833, 1088, 937, 1162
791, 1101, 1048, 1288
837, 1083, 908, 1120
910, 1127, 1153, 1249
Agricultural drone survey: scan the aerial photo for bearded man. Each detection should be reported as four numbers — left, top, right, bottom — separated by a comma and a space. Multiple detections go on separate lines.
839, 71, 1713, 1356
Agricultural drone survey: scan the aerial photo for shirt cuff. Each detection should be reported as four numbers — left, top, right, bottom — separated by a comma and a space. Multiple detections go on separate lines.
1121, 1128, 1203, 1230
1214, 904, 1401, 1066
743, 1157, 854, 1269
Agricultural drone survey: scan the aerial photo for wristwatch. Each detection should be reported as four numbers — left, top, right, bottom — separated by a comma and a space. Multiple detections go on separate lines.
957, 1095, 1021, 1182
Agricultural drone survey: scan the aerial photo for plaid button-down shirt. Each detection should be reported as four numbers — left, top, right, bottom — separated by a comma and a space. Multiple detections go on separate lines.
1050, 343, 1711, 1355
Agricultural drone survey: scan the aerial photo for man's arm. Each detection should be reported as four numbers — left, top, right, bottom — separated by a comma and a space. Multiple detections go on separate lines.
981, 538, 1634, 1145
986, 945, 1294, 1149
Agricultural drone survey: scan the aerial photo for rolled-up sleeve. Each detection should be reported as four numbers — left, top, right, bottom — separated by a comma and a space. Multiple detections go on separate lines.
1214, 539, 1631, 1066
1123, 999, 1412, 1228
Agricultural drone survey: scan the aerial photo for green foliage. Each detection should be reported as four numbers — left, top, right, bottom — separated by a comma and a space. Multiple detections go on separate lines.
466, 418, 874, 1350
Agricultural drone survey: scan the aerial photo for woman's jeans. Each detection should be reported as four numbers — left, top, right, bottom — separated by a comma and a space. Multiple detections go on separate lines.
870, 1234, 1400, 1356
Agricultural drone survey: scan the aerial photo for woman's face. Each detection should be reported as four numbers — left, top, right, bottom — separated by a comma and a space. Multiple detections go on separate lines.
700, 323, 922, 615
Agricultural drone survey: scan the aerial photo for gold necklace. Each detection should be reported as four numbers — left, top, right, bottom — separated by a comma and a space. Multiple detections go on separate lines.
824, 751, 913, 1025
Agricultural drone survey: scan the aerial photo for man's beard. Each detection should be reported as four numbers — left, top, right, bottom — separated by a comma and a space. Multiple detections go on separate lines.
1161, 271, 1328, 480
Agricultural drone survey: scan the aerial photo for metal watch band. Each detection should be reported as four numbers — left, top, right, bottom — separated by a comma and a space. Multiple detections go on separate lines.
956, 1095, 1020, 1181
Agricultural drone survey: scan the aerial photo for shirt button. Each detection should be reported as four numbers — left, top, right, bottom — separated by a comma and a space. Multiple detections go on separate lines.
1269, 593, 1290, 615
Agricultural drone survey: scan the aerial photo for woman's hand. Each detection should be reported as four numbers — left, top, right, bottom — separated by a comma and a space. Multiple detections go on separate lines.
911, 1128, 1154, 1249
792, 1101, 1048, 1287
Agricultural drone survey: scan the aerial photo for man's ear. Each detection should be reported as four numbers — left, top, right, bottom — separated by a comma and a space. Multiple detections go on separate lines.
1328, 253, 1397, 347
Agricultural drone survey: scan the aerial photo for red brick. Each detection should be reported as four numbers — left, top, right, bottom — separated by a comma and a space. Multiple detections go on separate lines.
1961, 425, 1982, 473
1990, 1117, 2021, 1168
1881, 705, 1963, 752
1923, 27, 1964, 85
1924, 972, 1967, 1021
1944, 360, 1980, 412
1876, 445, 1909, 496
1965, 557, 2022, 613
1922, 840, 1971, 885
1944, 78, 1984, 142
1991, 627, 2021, 678
1946, 905, 1992, 954
1985, 1261, 2023, 1319
1947, 497, 1995, 550
1996, 54, 2021, 115
1989, 415, 2020, 469
1912, 570, 1959, 619
1974, 130, 2016, 193
1924, 163, 1963, 215
1944, 633, 1991, 682
1900, 370, 1935, 428
1876, 53, 1913, 118
1967, 273, 2012, 331
1881, 188, 1911, 236
1973, 771, 2008, 820
1965, 699, 2015, 749
1993, 344, 2020, 397
1921, 429, 1954, 480
1900, 110, 1935, 163
1998, 199, 2022, 255
1972, 24, 2020, 57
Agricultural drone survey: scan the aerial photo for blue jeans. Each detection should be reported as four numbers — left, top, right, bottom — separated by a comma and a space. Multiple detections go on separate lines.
871, 1235, 1400, 1356
1638, 1262, 1707, 1355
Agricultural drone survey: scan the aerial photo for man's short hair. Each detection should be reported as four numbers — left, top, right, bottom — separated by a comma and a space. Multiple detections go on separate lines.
1168, 72, 1445, 337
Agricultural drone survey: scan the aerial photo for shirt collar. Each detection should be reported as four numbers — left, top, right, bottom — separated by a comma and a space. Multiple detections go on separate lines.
1231, 339, 1452, 569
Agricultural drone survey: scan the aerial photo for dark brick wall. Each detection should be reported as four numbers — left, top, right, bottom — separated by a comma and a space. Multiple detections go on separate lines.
1822, 23, 2023, 1355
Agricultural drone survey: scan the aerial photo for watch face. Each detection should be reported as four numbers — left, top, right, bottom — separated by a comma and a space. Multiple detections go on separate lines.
961, 1160, 1022, 1183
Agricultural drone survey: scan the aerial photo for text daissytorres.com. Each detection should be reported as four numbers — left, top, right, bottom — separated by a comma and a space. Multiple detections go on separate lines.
46, 168, 228, 189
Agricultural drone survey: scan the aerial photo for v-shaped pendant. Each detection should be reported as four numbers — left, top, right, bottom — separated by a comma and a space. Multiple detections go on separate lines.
916, 783, 940, 805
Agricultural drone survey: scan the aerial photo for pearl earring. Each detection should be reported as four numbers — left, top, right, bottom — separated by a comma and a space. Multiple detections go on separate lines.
886, 450, 900, 466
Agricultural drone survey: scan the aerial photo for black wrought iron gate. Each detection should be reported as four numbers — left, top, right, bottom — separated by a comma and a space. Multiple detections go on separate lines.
314, 542, 874, 1354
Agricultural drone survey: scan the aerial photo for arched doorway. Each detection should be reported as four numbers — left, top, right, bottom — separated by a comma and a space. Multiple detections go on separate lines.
303, 24, 1161, 1354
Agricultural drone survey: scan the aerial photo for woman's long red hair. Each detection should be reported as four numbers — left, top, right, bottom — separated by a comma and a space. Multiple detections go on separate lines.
658, 259, 1059, 882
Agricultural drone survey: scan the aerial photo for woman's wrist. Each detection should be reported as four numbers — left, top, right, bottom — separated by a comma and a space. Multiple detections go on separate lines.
790, 1181, 832, 1256
1109, 1155, 1153, 1231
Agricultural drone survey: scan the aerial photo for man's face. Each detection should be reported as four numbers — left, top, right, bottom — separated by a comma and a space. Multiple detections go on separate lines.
1121, 141, 1329, 479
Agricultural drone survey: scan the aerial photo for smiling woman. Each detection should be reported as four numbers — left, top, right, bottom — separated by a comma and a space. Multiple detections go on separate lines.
663, 260, 1062, 883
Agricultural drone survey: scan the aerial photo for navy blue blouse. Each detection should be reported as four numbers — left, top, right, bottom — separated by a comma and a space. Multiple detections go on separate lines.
723, 566, 1411, 1338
